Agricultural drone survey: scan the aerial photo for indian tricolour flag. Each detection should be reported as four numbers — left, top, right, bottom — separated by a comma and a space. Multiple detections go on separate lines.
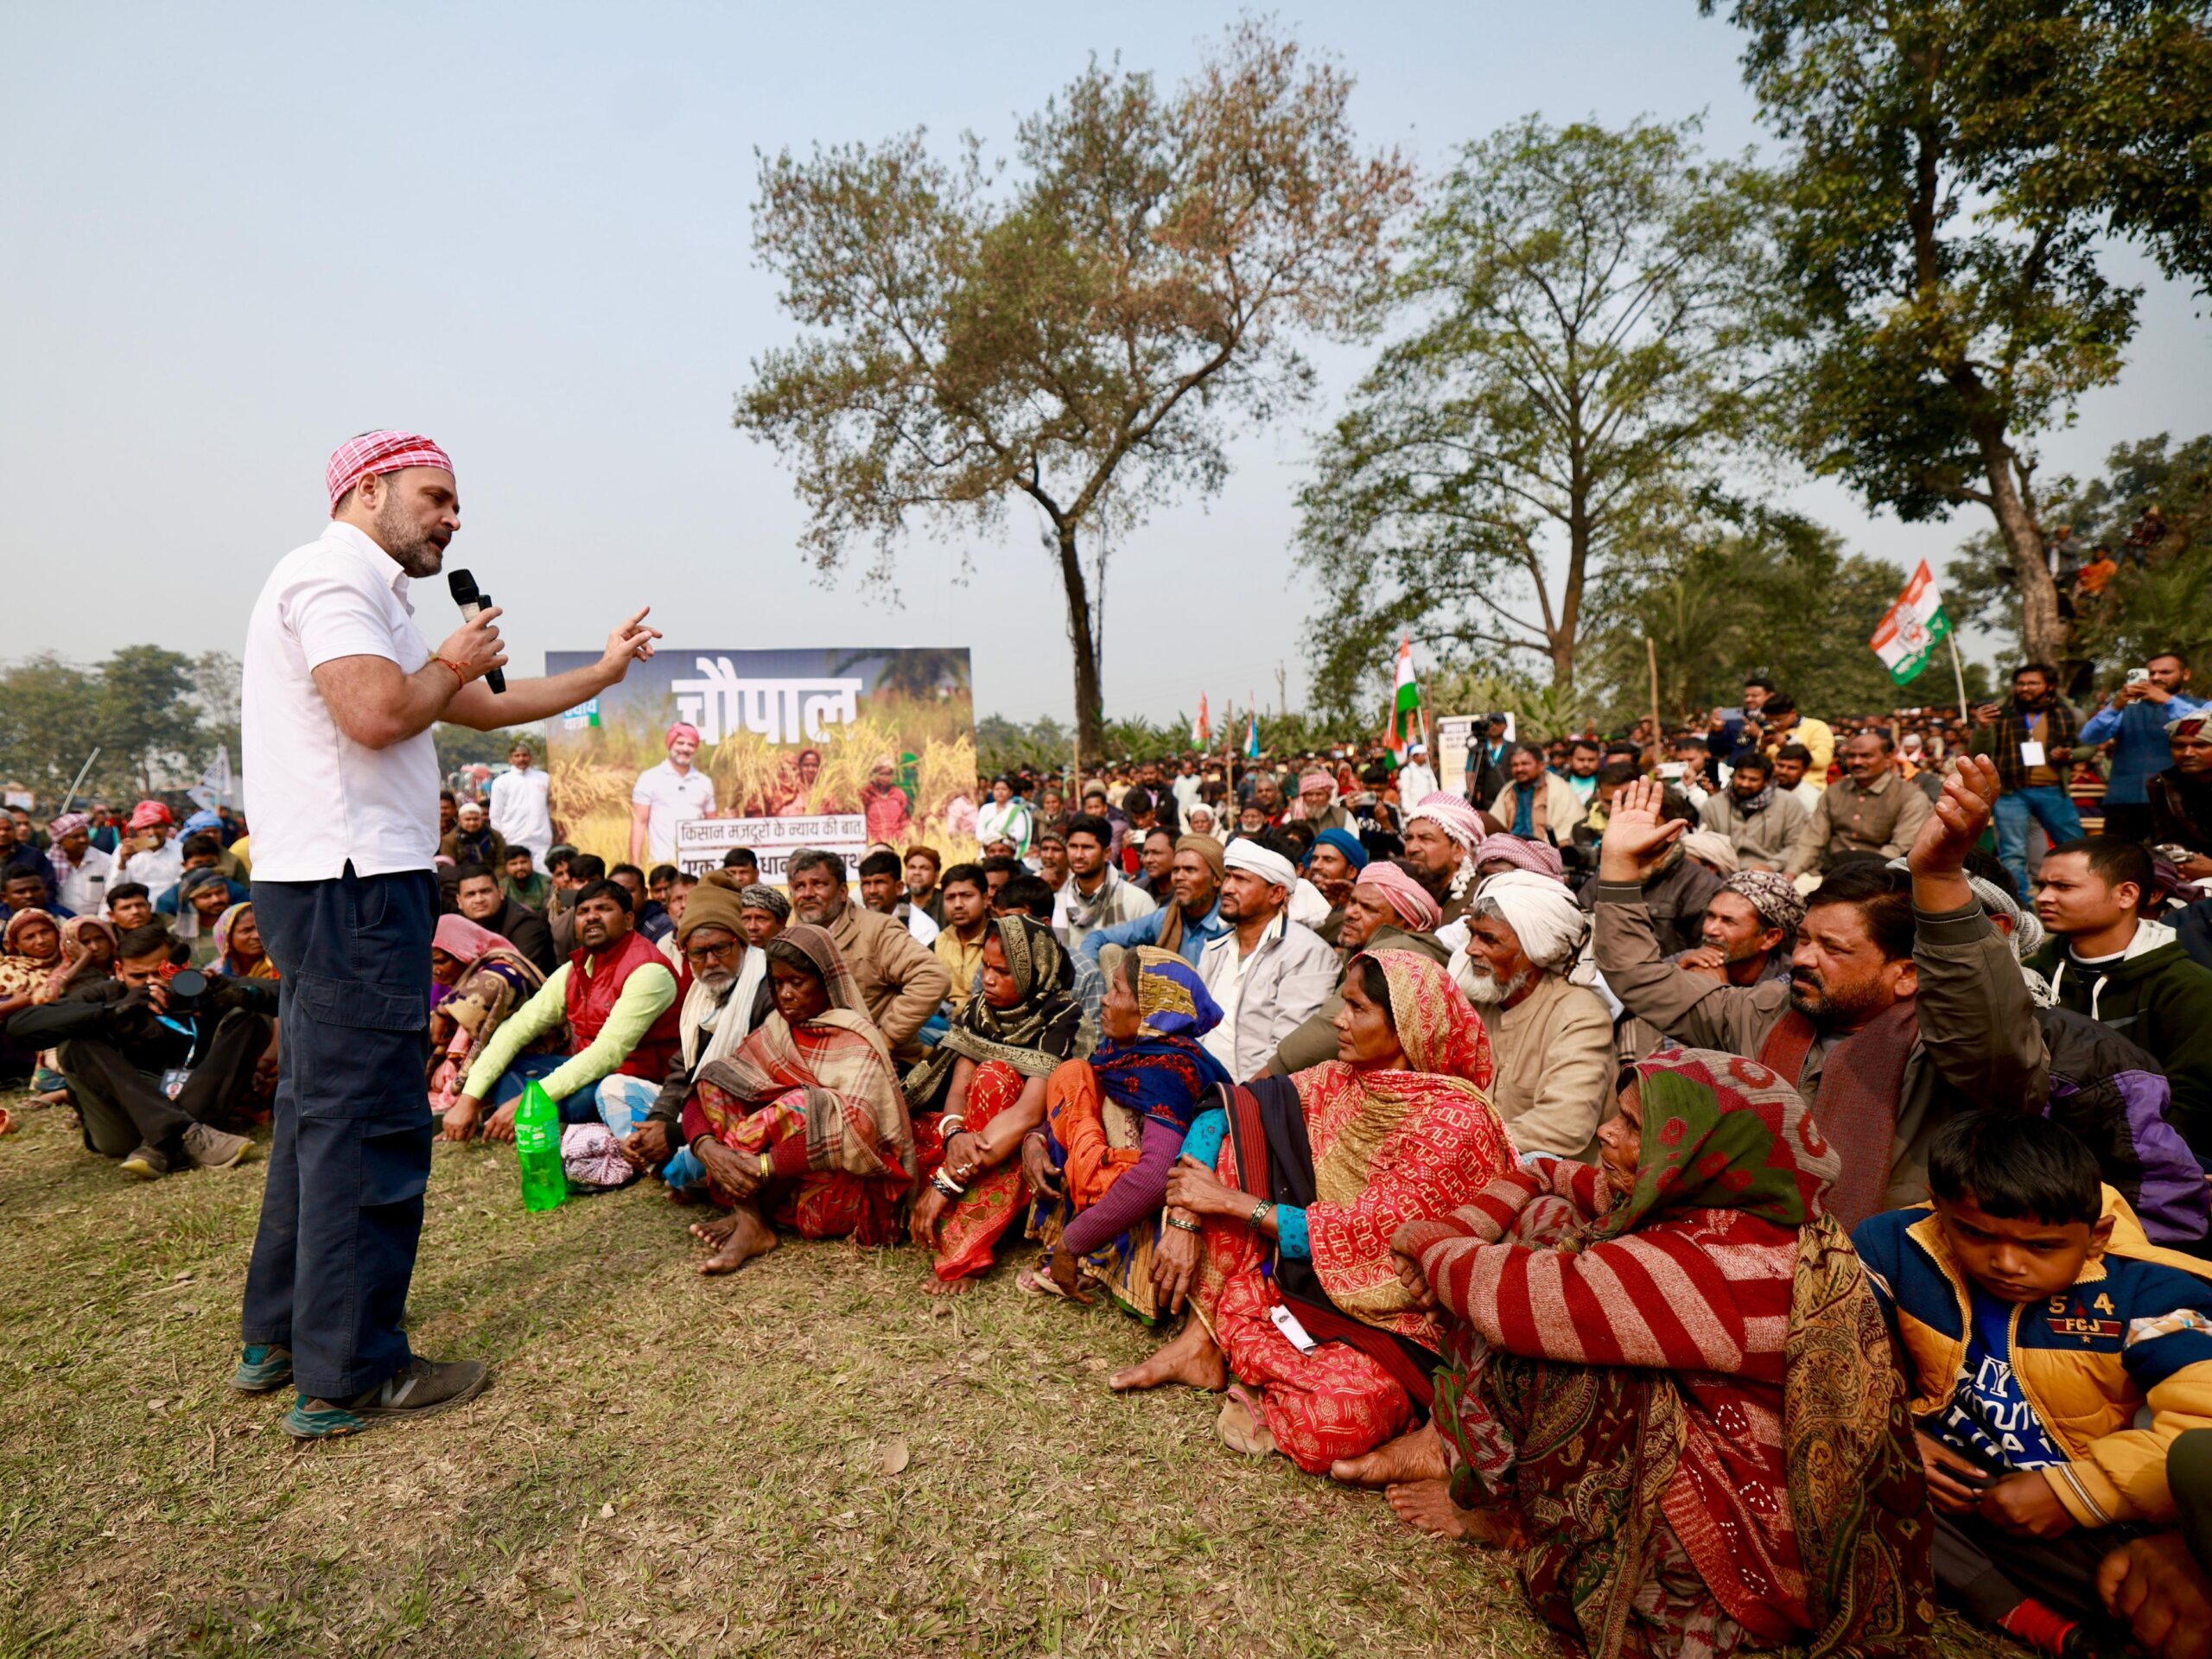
1871, 561, 1952, 685
1192, 693, 1211, 749
1382, 637, 1425, 760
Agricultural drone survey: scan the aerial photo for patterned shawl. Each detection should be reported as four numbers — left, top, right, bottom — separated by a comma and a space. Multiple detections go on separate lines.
1089, 945, 1235, 1132
696, 924, 915, 1187
37, 915, 116, 1004
902, 914, 1083, 1109
212, 901, 279, 979
1403, 1047, 1931, 1659
1287, 948, 1510, 1342
0, 909, 62, 1001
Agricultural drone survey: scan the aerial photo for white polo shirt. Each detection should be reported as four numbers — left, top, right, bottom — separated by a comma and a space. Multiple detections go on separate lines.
632, 759, 715, 866
242, 522, 441, 880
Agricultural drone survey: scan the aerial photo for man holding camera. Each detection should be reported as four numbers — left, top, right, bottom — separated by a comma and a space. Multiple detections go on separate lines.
236, 430, 659, 1440
7, 924, 266, 1178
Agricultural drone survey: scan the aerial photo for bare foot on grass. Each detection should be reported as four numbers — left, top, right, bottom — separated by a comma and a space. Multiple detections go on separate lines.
1385, 1479, 1526, 1548
690, 1213, 741, 1248
1331, 1423, 1447, 1487
919, 1271, 979, 1297
699, 1207, 778, 1275
1109, 1319, 1228, 1392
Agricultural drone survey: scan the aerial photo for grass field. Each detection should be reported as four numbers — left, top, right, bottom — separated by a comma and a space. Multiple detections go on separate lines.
0, 1093, 2021, 1658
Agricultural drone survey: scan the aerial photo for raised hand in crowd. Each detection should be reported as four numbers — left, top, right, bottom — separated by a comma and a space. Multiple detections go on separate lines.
1904, 753, 2001, 914
1596, 774, 1687, 886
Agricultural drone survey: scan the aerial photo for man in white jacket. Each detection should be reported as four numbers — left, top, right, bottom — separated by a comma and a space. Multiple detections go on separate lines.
1196, 836, 1341, 1079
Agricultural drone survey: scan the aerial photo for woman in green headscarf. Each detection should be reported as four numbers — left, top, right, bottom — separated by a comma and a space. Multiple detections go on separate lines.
1385, 1046, 1933, 1659
903, 913, 1085, 1294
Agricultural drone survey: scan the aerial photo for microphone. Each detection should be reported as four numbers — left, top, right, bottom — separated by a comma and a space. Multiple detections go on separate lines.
446, 568, 506, 695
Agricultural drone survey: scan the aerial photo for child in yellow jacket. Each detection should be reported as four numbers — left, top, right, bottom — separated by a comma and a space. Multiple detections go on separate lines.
1855, 1112, 2212, 1656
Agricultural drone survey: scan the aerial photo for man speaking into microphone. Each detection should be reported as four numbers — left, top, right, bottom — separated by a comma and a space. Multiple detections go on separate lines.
237, 429, 658, 1439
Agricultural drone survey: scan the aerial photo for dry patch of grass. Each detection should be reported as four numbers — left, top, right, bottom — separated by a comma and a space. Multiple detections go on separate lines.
0, 1094, 2020, 1657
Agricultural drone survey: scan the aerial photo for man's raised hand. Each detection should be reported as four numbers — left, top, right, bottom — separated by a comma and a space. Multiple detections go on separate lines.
1906, 754, 2001, 915
598, 608, 661, 683
1596, 775, 1685, 886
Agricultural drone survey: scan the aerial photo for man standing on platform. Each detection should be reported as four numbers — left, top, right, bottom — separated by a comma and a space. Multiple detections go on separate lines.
235, 429, 658, 1439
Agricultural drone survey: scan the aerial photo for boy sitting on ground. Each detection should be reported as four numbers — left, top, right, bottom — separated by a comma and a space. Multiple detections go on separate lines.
1853, 1112, 2212, 1656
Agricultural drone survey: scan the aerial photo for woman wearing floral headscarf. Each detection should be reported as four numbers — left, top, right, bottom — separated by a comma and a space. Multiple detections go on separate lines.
210, 902, 280, 980
1385, 1046, 1931, 1659
1111, 949, 1514, 1478
1023, 944, 1236, 1317
902, 914, 1084, 1292
1, 908, 69, 1116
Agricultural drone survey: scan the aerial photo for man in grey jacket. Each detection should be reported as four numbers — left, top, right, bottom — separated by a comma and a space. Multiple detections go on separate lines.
1594, 760, 2045, 1225
1196, 836, 1341, 1080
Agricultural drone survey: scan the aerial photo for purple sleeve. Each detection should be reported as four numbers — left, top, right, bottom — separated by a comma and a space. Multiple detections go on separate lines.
1058, 1116, 1185, 1259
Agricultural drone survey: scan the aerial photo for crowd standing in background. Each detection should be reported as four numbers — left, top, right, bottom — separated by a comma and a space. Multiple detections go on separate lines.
9, 632, 2212, 1656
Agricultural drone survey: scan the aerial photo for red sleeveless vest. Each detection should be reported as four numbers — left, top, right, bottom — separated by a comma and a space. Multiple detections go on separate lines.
564, 930, 682, 1083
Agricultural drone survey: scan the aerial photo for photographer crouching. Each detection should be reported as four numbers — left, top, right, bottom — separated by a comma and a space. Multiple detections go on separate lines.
8, 924, 271, 1179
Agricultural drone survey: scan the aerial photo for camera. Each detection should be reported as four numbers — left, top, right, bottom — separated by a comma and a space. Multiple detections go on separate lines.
166, 969, 208, 1013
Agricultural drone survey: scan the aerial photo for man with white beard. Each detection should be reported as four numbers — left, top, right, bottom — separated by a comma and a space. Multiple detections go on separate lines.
620, 874, 774, 1179
1450, 869, 1616, 1161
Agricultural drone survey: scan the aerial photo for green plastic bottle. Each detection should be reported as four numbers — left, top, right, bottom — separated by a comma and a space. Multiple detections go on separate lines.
513, 1080, 568, 1213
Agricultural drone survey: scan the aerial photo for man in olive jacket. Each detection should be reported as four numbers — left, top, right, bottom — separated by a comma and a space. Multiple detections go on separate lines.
1594, 760, 2046, 1226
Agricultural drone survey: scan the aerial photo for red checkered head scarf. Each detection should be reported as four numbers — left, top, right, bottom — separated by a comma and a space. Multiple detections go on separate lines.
326, 430, 454, 513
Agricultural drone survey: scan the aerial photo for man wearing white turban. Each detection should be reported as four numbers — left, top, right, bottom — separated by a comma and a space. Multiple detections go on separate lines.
1194, 836, 1342, 1078
1449, 869, 1615, 1161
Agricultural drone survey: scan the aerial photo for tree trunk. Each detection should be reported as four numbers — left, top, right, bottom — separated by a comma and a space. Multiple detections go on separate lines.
1974, 425, 2066, 668
1054, 524, 1106, 770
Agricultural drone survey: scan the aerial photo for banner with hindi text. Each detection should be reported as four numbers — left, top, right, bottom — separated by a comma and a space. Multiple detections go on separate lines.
543, 647, 976, 869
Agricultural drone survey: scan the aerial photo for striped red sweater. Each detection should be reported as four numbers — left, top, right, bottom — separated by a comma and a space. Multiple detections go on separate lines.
1397, 1162, 1809, 1641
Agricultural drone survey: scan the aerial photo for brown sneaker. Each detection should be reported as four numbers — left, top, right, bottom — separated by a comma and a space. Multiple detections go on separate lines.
285, 1357, 491, 1440
119, 1143, 170, 1179
180, 1123, 252, 1170
346, 1356, 489, 1420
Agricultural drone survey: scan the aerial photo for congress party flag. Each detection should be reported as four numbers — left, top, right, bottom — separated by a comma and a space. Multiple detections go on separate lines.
1870, 561, 1952, 685
1192, 693, 1211, 749
1382, 637, 1425, 760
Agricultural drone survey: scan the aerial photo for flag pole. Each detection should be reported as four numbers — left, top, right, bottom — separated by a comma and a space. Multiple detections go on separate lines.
1946, 629, 1971, 725
58, 747, 100, 816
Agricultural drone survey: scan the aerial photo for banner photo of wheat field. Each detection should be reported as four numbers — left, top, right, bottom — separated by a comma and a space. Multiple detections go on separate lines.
544, 647, 977, 870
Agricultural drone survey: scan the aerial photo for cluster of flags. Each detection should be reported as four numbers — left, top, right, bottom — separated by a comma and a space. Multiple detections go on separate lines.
1186, 636, 1429, 766
1185, 692, 1267, 760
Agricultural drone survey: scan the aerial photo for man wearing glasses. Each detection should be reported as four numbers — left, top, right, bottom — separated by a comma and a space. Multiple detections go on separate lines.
618, 873, 777, 1176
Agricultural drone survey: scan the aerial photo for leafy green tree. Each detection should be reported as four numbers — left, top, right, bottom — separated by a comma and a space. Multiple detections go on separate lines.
1955, 430, 2212, 682
739, 22, 1413, 766
1704, 0, 2212, 668
0, 656, 103, 804
1297, 116, 1777, 711
1583, 504, 1910, 727
92, 645, 206, 802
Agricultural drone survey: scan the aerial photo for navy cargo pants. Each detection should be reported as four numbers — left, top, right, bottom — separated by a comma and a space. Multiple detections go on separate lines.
241, 863, 436, 1402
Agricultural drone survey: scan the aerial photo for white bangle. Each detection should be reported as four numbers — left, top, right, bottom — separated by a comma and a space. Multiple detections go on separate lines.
939, 1116, 966, 1139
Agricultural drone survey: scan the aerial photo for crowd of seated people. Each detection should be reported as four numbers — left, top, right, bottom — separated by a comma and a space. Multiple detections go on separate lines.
9, 665, 2212, 1656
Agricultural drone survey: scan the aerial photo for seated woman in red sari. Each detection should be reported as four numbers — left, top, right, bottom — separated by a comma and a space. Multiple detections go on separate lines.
683, 923, 916, 1274
1386, 1047, 1932, 1659
1110, 949, 1515, 1479
1021, 945, 1234, 1319
902, 915, 1084, 1294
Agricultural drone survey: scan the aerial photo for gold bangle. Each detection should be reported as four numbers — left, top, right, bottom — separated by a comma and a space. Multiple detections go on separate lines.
757, 1152, 772, 1179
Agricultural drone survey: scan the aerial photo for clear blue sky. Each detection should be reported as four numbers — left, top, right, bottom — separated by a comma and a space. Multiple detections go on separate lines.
6, 2, 2206, 725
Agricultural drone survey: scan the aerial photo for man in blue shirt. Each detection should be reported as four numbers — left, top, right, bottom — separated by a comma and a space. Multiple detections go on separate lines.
2080, 652, 2204, 843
